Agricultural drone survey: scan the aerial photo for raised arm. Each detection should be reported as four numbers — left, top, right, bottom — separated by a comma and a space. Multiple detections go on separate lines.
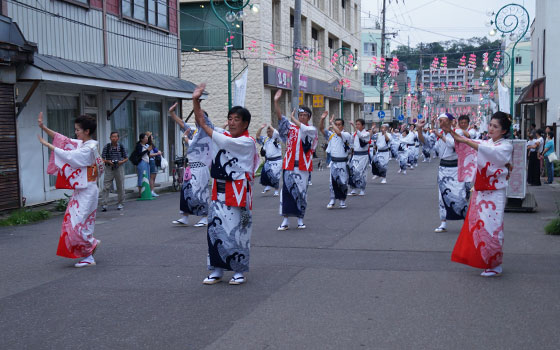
273, 89, 283, 122
416, 119, 426, 144
289, 108, 301, 128
168, 102, 184, 128
192, 84, 213, 137
318, 110, 329, 134
330, 116, 342, 136
37, 112, 56, 138
256, 123, 266, 140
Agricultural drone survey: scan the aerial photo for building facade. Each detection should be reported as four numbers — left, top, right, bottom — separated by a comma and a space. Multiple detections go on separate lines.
1, 0, 197, 208
179, 0, 363, 147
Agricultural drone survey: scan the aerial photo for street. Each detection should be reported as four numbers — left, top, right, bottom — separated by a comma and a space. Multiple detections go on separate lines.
1, 160, 559, 350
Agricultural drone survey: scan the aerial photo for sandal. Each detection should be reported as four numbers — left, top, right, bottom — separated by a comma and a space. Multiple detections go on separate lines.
74, 260, 96, 268
229, 276, 246, 285
277, 225, 289, 231
203, 275, 222, 285
480, 269, 502, 277
297, 224, 306, 229
434, 226, 447, 233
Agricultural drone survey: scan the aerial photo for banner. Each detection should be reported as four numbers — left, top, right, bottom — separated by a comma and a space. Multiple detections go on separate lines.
233, 68, 249, 107
506, 139, 527, 199
498, 80, 510, 113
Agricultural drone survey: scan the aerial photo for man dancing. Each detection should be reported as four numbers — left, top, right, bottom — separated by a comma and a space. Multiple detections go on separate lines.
275, 90, 318, 230
320, 114, 352, 208
348, 119, 370, 196
418, 114, 470, 233
256, 124, 282, 197
371, 123, 392, 184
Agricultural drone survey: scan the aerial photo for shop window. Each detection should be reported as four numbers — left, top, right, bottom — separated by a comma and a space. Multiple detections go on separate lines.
122, 0, 168, 29
111, 99, 137, 175
138, 100, 163, 151
180, 2, 243, 51
47, 94, 80, 187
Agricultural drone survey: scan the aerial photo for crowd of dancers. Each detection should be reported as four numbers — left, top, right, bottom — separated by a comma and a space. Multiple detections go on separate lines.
38, 83, 513, 284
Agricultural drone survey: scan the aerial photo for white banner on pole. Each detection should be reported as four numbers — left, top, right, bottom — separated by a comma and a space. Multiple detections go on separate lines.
233, 68, 249, 107
498, 80, 510, 113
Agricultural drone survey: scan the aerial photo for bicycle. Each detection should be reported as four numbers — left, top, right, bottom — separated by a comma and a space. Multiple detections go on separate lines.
172, 156, 187, 191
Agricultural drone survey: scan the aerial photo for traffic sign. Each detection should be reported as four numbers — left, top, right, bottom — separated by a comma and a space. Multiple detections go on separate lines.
418, 114, 423, 119
398, 114, 404, 121
378, 111, 385, 119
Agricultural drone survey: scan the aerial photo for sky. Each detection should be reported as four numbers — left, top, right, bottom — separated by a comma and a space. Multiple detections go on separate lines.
361, 0, 536, 49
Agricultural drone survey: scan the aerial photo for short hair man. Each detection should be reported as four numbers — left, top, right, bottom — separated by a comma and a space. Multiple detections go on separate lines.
101, 132, 128, 211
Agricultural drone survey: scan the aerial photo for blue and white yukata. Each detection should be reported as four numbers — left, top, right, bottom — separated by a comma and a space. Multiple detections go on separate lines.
371, 132, 392, 178
257, 129, 283, 190
349, 129, 370, 192
325, 129, 352, 201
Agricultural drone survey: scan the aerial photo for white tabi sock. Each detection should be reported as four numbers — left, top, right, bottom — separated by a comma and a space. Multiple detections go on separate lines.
281, 217, 289, 227
197, 217, 208, 225
440, 221, 447, 229
81, 255, 95, 264
297, 218, 304, 226
209, 267, 224, 278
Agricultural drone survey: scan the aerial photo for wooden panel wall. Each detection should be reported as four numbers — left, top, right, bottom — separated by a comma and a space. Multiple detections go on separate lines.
0, 84, 20, 211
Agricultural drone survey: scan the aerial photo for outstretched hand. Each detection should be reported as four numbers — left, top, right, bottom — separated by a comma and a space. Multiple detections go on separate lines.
417, 119, 426, 129
192, 83, 206, 101
320, 111, 329, 120
168, 102, 178, 113
37, 112, 44, 129
274, 89, 282, 102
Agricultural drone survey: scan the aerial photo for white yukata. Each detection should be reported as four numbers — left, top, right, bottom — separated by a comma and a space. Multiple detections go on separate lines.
452, 138, 513, 269
349, 129, 370, 191
371, 132, 392, 178
435, 132, 470, 221
257, 129, 283, 190
207, 130, 259, 273
278, 116, 318, 218
325, 129, 352, 200
397, 134, 409, 172
421, 130, 435, 161
389, 132, 400, 159
48, 133, 104, 259
401, 131, 416, 166
180, 118, 212, 216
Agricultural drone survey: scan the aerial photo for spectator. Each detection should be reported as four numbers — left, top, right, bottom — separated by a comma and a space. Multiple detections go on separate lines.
542, 131, 556, 184
145, 131, 162, 197
101, 132, 128, 211
135, 133, 152, 197
526, 133, 541, 186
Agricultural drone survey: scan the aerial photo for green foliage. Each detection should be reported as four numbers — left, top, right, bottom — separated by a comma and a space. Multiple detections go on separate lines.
553, 160, 560, 177
0, 209, 51, 226
544, 218, 560, 235
391, 37, 503, 71
54, 194, 71, 212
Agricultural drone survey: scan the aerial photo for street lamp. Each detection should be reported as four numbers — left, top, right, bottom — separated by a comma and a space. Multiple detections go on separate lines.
490, 3, 530, 136
210, 0, 256, 110
331, 47, 356, 120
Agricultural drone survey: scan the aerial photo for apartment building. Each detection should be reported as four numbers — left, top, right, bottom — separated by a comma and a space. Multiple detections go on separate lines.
179, 0, 363, 138
0, 0, 196, 208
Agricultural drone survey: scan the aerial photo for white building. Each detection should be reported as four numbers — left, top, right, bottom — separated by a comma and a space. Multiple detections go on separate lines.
0, 0, 197, 209
518, 0, 559, 153
179, 0, 363, 143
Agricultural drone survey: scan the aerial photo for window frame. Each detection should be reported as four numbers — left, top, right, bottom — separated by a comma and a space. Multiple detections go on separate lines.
121, 0, 170, 32
60, 0, 90, 9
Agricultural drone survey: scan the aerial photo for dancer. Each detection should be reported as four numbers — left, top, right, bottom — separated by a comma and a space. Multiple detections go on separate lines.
397, 129, 409, 174
349, 119, 370, 196
401, 124, 416, 168
37, 112, 103, 267
450, 112, 513, 277
192, 84, 259, 285
411, 124, 420, 167
371, 123, 392, 184
275, 89, 318, 230
320, 114, 352, 208
389, 127, 400, 160
256, 124, 282, 196
418, 114, 470, 233
168, 102, 211, 227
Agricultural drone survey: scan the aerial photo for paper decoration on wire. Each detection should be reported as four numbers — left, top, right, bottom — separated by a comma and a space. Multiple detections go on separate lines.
393, 81, 399, 92
224, 35, 235, 51
468, 53, 477, 72
389, 56, 400, 77
430, 57, 439, 74
247, 40, 259, 58
440, 56, 447, 73
482, 52, 489, 71
312, 50, 322, 68
383, 81, 389, 93
493, 51, 502, 69
266, 43, 276, 64
458, 55, 466, 71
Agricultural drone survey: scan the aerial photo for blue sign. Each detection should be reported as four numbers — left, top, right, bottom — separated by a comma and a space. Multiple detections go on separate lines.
378, 111, 385, 119
371, 105, 375, 113
417, 114, 423, 119
412, 118, 418, 123
398, 114, 404, 121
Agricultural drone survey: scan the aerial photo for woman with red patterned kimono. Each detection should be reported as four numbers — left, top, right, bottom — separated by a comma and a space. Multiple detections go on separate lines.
37, 112, 103, 268
446, 112, 513, 277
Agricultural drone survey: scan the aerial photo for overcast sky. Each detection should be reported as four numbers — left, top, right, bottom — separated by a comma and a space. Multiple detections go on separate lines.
361, 0, 535, 49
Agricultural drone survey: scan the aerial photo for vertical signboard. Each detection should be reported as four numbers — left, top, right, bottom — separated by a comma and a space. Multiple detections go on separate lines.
506, 139, 527, 199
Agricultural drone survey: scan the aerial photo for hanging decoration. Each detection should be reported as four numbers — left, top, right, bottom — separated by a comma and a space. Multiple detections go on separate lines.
468, 53, 477, 72
430, 57, 439, 74
440, 56, 447, 73
482, 52, 489, 71
389, 56, 400, 77
458, 54, 466, 71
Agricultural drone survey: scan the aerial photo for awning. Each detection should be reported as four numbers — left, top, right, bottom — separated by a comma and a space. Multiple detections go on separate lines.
516, 77, 545, 105
19, 54, 206, 99
0, 15, 37, 64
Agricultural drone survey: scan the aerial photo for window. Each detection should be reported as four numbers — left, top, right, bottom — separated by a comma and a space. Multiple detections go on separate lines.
515, 56, 522, 65
515, 87, 522, 95
363, 42, 376, 56
123, 0, 168, 29
111, 99, 137, 175
138, 100, 163, 151
272, 1, 281, 46
63, 0, 89, 7
363, 73, 377, 87
47, 95, 80, 186
180, 2, 243, 51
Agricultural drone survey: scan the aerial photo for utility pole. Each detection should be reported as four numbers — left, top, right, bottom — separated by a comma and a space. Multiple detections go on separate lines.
379, 0, 386, 116
291, 0, 302, 111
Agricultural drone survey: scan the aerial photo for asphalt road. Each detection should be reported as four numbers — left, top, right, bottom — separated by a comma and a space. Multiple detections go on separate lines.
1, 160, 559, 349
